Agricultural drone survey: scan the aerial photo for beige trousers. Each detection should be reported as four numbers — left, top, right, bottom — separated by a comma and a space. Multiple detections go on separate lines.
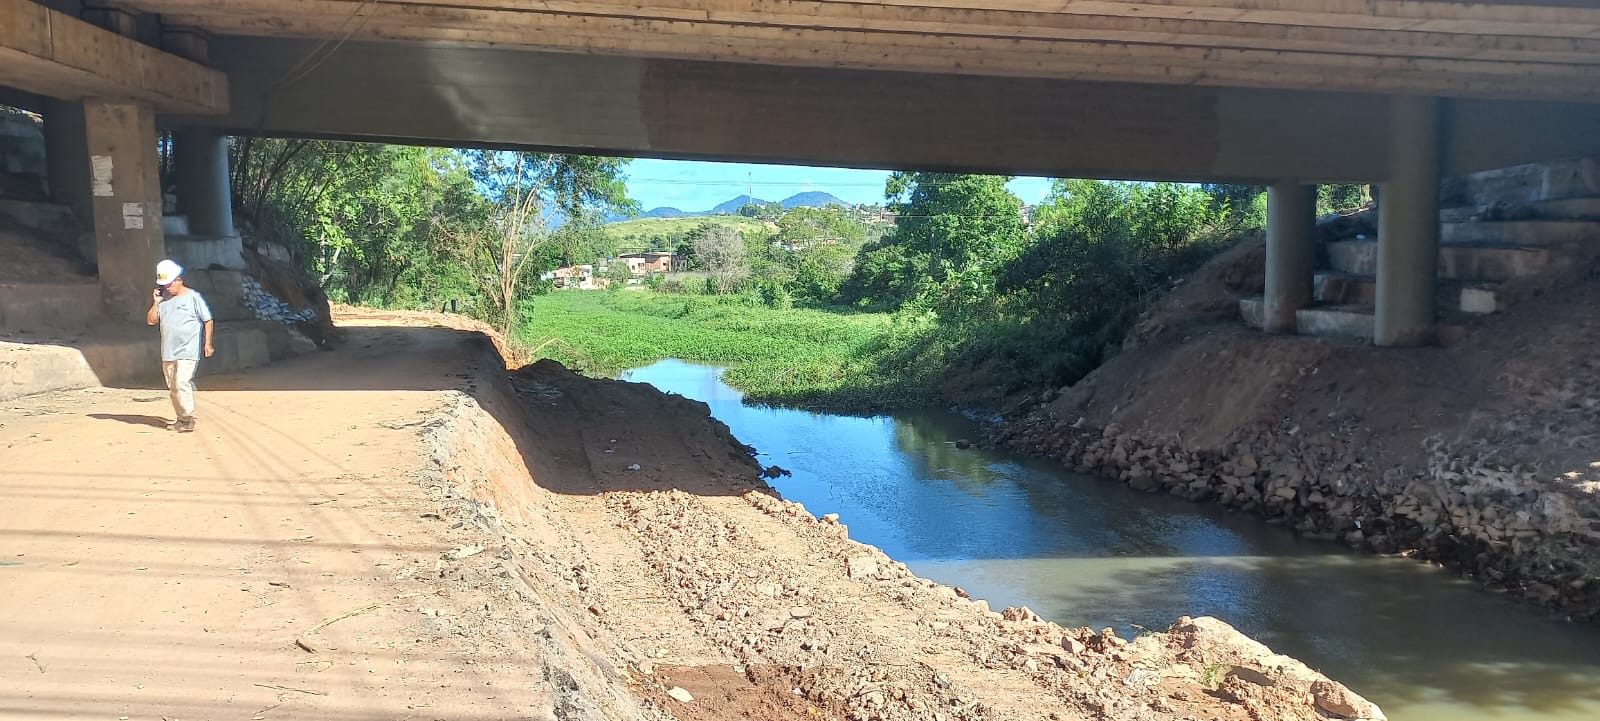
162, 359, 198, 422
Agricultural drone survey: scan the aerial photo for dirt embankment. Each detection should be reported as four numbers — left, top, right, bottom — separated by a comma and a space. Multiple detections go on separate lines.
996, 240, 1600, 619
408, 309, 1385, 721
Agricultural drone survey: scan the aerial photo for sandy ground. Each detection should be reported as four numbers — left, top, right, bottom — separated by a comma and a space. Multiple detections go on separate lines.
0, 308, 1380, 721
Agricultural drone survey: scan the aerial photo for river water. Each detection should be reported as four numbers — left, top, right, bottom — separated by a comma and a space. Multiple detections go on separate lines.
620, 359, 1600, 721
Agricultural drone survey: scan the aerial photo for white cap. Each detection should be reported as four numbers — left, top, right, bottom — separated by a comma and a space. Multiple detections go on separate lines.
155, 259, 183, 286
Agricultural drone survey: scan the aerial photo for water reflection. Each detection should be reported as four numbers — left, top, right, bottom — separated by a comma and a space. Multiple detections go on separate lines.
620, 359, 1600, 721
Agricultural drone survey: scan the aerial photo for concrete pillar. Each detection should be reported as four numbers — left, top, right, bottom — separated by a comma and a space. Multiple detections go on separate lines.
42, 99, 90, 223
83, 99, 165, 323
1263, 182, 1317, 334
173, 130, 236, 238
1374, 96, 1443, 347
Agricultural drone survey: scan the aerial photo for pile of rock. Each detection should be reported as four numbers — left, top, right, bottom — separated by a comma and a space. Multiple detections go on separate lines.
996, 414, 1600, 619
242, 274, 318, 324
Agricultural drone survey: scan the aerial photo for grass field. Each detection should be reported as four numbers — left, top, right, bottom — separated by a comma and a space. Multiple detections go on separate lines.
603, 216, 774, 248
511, 291, 934, 408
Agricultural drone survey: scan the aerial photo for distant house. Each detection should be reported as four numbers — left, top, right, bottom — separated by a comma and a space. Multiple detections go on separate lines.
542, 263, 600, 290
617, 251, 676, 274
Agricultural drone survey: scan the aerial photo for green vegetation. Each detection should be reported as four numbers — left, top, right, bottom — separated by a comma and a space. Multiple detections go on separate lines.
603, 215, 773, 251
511, 292, 927, 408
230, 136, 1270, 411
222, 139, 633, 330
831, 174, 1255, 403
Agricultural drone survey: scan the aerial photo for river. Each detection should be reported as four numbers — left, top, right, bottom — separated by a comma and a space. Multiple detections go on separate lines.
619, 359, 1600, 721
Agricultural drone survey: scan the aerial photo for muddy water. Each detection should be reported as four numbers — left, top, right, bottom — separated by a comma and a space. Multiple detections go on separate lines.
620, 359, 1600, 721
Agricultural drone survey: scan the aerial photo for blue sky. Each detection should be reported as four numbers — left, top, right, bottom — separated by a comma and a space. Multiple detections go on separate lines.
623, 158, 1055, 212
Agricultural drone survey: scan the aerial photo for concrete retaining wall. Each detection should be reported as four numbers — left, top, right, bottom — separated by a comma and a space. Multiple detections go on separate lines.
0, 321, 299, 402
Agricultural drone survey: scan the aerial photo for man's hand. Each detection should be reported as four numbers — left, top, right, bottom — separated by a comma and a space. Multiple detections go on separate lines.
204, 342, 215, 358
151, 288, 162, 304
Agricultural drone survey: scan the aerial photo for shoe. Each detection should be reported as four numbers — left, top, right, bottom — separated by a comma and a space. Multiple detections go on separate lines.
176, 419, 196, 433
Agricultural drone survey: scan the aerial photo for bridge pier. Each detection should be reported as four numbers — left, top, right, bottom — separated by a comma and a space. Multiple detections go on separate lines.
83, 99, 166, 323
1263, 183, 1317, 334
1375, 96, 1443, 347
173, 129, 237, 240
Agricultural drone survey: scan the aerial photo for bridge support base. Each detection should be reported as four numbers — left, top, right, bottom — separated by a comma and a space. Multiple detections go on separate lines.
1375, 95, 1443, 347
1264, 182, 1317, 334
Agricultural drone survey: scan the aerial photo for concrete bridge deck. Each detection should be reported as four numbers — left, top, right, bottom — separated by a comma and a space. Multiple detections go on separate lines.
3, 0, 1600, 352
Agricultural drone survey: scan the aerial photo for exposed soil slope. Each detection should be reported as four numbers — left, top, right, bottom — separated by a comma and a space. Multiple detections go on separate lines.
0, 308, 1381, 721
1000, 240, 1600, 618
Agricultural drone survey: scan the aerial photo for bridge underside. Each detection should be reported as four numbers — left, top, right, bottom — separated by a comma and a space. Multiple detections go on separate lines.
5, 0, 1600, 348
169, 37, 1600, 185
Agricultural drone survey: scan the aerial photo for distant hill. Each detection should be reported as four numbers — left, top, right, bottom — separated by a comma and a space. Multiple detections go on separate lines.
607, 191, 855, 222
709, 194, 770, 215
779, 191, 846, 208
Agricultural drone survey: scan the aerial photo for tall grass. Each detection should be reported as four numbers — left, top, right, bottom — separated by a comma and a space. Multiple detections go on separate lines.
510, 291, 935, 409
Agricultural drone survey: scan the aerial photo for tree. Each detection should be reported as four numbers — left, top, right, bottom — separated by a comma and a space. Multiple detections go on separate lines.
437, 153, 551, 338
694, 226, 748, 293
603, 259, 635, 289
840, 172, 1024, 315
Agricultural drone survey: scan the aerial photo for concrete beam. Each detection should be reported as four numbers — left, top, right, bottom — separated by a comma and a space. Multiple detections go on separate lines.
83, 99, 165, 322
168, 38, 1600, 184
0, 0, 227, 114
1375, 96, 1444, 348
1263, 183, 1317, 334
122, 0, 1600, 101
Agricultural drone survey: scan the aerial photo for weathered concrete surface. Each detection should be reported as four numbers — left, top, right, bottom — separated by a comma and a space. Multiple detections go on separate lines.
0, 321, 296, 402
165, 233, 246, 271
1442, 219, 1600, 247
0, 0, 227, 114
1375, 96, 1442, 347
1327, 240, 1560, 283
181, 269, 252, 322
1263, 183, 1316, 333
1314, 272, 1377, 306
0, 280, 103, 331
1297, 305, 1375, 340
172, 129, 236, 238
83, 100, 164, 323
159, 38, 1600, 184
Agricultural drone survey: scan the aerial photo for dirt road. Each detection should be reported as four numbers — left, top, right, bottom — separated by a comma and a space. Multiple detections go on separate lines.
0, 309, 1381, 721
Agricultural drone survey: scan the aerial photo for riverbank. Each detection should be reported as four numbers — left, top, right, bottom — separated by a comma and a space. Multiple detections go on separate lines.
993, 243, 1600, 620
627, 357, 1600, 721
512, 291, 936, 409
442, 309, 1412, 715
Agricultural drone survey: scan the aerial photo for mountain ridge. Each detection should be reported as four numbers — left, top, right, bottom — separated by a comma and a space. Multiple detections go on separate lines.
619, 191, 850, 221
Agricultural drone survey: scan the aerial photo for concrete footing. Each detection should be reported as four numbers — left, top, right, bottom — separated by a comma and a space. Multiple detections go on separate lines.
0, 321, 301, 402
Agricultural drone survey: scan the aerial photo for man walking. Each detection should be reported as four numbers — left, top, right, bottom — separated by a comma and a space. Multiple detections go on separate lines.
146, 259, 214, 432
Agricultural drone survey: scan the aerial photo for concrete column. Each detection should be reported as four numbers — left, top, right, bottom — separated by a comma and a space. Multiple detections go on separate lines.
173, 130, 236, 238
1374, 96, 1443, 347
42, 99, 90, 223
83, 99, 165, 323
1263, 182, 1317, 334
